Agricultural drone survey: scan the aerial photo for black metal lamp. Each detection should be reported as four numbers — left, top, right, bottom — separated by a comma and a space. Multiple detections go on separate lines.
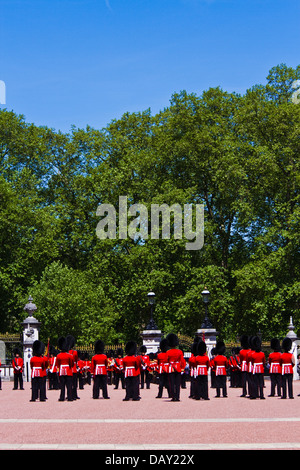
146, 291, 158, 330
201, 287, 212, 328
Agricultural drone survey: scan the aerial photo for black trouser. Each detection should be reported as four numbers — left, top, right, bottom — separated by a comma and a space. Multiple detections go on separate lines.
168, 372, 181, 400
48, 372, 59, 390
59, 375, 73, 401
124, 376, 139, 400
71, 372, 79, 399
157, 373, 170, 398
13, 372, 23, 390
140, 369, 150, 389
114, 372, 125, 389
281, 374, 293, 398
196, 375, 209, 399
215, 375, 227, 397
270, 373, 281, 396
93, 375, 109, 398
31, 377, 46, 401
241, 371, 248, 396
252, 373, 264, 398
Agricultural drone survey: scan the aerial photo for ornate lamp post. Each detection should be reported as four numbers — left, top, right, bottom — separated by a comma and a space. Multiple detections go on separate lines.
146, 291, 158, 330
201, 287, 212, 329
141, 291, 161, 354
21, 296, 41, 382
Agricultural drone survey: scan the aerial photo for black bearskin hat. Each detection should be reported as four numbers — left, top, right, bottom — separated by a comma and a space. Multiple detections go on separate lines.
282, 337, 292, 353
140, 345, 147, 354
240, 335, 249, 349
32, 340, 44, 356
159, 338, 169, 353
13, 347, 21, 356
191, 341, 198, 355
166, 333, 179, 348
271, 338, 281, 352
125, 341, 137, 356
95, 340, 105, 354
252, 336, 261, 352
197, 340, 206, 355
58, 336, 68, 352
116, 348, 123, 357
216, 341, 226, 355
66, 335, 75, 349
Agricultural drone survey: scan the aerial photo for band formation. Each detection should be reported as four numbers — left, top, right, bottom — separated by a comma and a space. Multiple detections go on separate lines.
4, 333, 298, 402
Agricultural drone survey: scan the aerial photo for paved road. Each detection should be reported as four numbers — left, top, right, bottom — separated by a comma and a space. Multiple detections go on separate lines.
0, 378, 300, 451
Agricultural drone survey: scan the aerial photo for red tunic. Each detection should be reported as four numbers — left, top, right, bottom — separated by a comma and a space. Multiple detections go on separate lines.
69, 349, 78, 374
56, 352, 74, 376
30, 356, 46, 378
12, 357, 23, 374
251, 351, 265, 374
122, 355, 141, 378
157, 351, 169, 374
211, 354, 228, 376
166, 348, 186, 373
268, 351, 282, 374
239, 349, 250, 372
195, 354, 210, 376
140, 354, 150, 372
280, 352, 294, 375
91, 353, 108, 375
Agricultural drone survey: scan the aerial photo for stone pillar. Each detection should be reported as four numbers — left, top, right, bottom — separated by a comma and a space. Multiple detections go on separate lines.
285, 316, 299, 381
141, 329, 162, 354
21, 296, 41, 382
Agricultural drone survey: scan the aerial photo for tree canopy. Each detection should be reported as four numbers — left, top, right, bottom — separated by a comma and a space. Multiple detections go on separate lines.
0, 63, 300, 345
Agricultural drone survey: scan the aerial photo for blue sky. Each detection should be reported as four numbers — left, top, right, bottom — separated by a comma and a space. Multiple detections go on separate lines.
0, 0, 299, 133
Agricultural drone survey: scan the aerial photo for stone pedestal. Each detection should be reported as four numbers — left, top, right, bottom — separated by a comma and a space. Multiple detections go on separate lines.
141, 329, 162, 354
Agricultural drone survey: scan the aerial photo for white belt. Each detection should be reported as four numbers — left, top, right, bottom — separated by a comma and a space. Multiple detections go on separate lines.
59, 365, 69, 375
95, 364, 106, 375
216, 366, 226, 376
282, 363, 293, 375
196, 365, 207, 376
270, 362, 280, 373
32, 367, 42, 377
253, 363, 263, 374
125, 366, 135, 378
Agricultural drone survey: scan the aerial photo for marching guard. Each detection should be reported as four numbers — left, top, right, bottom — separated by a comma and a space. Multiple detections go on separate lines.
210, 341, 228, 398
250, 336, 266, 399
30, 340, 47, 402
67, 335, 80, 400
268, 338, 282, 397
48, 346, 59, 390
91, 340, 110, 399
156, 338, 170, 398
139, 345, 151, 389
280, 337, 295, 399
123, 341, 141, 401
239, 335, 251, 397
165, 333, 186, 402
56, 336, 74, 401
114, 348, 125, 389
194, 340, 210, 400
